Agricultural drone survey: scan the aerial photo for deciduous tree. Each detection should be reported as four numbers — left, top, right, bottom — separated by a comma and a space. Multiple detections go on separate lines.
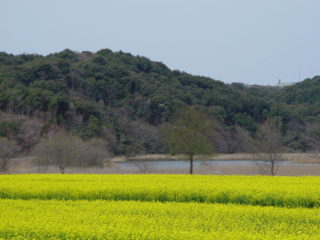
254, 118, 284, 176
164, 107, 215, 174
33, 133, 111, 173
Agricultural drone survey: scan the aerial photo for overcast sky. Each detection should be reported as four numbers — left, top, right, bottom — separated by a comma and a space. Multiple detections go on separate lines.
0, 0, 319, 85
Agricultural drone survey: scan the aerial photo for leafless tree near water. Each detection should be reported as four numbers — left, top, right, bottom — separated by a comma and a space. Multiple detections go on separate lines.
254, 118, 284, 176
131, 161, 151, 173
200, 161, 219, 174
33, 133, 111, 173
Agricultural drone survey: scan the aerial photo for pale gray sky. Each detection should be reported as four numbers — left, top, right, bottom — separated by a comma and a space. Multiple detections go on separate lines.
0, 0, 319, 85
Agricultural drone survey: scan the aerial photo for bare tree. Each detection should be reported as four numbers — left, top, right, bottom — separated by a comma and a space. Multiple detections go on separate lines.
33, 133, 111, 173
200, 161, 219, 174
77, 138, 112, 168
33, 157, 50, 173
254, 118, 284, 176
131, 160, 151, 173
0, 138, 20, 173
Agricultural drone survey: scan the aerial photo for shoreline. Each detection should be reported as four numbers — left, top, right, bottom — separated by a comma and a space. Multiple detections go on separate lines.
123, 153, 320, 163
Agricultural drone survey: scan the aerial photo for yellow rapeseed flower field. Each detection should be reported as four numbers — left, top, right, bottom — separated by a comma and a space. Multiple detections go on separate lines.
0, 174, 319, 207
0, 174, 319, 239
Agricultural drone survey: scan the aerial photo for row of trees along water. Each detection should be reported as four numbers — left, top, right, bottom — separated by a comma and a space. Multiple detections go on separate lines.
1, 106, 319, 175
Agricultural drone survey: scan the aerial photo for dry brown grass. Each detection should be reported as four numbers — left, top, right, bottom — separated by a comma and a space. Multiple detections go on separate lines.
125, 153, 320, 163
282, 153, 318, 163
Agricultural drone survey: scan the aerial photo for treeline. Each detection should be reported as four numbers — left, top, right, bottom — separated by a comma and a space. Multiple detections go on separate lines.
0, 49, 319, 157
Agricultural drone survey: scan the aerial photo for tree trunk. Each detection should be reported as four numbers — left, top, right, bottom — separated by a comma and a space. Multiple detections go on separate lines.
271, 161, 275, 176
189, 154, 194, 174
59, 164, 65, 174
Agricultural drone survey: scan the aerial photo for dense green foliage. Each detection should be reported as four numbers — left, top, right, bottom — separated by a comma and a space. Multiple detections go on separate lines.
0, 49, 319, 154
0, 175, 319, 239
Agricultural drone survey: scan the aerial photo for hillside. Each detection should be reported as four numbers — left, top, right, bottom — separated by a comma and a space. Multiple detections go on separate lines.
0, 49, 319, 154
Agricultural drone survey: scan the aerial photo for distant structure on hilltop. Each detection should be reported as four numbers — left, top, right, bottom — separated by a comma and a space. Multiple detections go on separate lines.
276, 79, 296, 87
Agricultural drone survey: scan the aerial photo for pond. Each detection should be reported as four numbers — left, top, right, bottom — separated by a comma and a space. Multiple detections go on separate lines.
117, 160, 320, 170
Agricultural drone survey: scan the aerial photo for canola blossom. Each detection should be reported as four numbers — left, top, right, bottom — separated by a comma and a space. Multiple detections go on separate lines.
0, 199, 319, 240
0, 174, 319, 239
0, 174, 319, 207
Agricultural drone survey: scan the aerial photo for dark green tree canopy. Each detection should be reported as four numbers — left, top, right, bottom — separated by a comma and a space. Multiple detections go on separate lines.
0, 48, 319, 155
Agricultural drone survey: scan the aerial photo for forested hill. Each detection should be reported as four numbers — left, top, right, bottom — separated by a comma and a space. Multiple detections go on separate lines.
276, 77, 320, 104
0, 49, 319, 154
